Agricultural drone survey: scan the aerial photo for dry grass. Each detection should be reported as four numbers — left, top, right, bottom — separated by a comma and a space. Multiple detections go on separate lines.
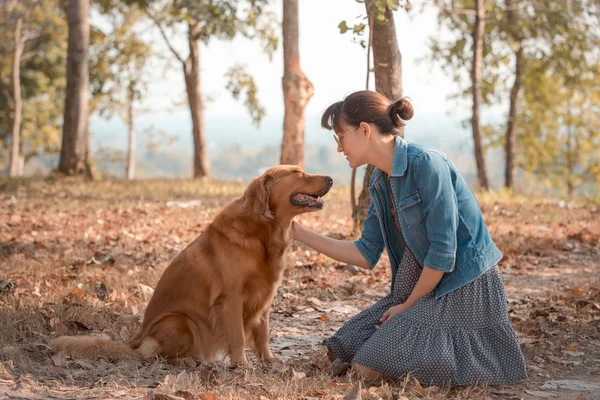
1, 176, 599, 399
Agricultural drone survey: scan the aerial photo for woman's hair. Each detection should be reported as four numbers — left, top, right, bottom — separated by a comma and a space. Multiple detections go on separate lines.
321, 90, 414, 135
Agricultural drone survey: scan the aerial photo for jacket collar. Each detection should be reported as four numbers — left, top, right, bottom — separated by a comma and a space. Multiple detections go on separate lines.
391, 136, 408, 177
370, 136, 408, 187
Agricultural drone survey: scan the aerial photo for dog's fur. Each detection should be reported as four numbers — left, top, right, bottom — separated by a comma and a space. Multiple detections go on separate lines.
50, 165, 332, 366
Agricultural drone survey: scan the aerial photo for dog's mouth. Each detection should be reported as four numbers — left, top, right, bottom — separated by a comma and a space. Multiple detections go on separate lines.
290, 188, 330, 209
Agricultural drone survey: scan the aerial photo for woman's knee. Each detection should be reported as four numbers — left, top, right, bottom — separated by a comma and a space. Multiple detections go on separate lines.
351, 362, 382, 382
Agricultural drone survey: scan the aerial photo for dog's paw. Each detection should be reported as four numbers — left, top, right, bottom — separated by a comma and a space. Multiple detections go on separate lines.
258, 350, 275, 364
230, 357, 249, 368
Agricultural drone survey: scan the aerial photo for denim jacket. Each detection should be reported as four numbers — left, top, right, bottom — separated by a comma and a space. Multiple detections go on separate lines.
354, 136, 503, 298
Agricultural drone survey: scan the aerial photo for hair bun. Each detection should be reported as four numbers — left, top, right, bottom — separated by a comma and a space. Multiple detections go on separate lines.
389, 97, 414, 127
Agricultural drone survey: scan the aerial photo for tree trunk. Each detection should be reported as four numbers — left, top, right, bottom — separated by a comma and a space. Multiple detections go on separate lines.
184, 22, 209, 178
280, 0, 314, 168
354, 5, 403, 230
566, 104, 575, 198
126, 98, 136, 180
504, 44, 523, 189
350, 13, 374, 221
59, 0, 90, 176
470, 0, 489, 191
9, 17, 23, 177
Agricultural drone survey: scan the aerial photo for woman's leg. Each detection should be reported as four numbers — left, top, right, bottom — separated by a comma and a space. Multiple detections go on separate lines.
323, 293, 395, 363
351, 362, 384, 383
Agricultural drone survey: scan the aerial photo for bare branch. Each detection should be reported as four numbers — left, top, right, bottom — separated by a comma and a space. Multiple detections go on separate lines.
22, 32, 42, 43
20, 49, 36, 61
145, 9, 185, 64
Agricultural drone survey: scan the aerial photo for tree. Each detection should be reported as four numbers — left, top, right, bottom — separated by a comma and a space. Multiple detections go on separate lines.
93, 0, 155, 180
279, 0, 313, 168
494, 0, 597, 190
431, 0, 490, 190
501, 0, 522, 189
132, 0, 278, 178
508, 1, 600, 197
2, 0, 42, 176
0, 0, 67, 173
58, 0, 91, 177
341, 0, 405, 229
429, 0, 598, 193
470, 0, 489, 190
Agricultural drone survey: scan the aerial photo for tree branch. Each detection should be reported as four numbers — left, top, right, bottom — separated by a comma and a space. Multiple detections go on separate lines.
145, 9, 185, 64
433, 0, 476, 16
22, 31, 42, 43
24, 0, 41, 19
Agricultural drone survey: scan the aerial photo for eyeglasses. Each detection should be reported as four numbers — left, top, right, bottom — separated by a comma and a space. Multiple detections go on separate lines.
333, 126, 360, 147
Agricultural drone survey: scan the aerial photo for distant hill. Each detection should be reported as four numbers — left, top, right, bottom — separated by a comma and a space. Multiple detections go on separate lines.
17, 111, 507, 189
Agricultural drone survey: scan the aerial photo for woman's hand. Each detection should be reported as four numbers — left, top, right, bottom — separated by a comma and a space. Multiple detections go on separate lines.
380, 303, 409, 324
291, 217, 302, 240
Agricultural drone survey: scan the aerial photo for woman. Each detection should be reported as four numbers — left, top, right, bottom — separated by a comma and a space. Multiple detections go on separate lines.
292, 90, 527, 386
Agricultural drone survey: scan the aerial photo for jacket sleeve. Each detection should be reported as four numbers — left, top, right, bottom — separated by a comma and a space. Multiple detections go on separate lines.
354, 198, 385, 269
414, 151, 458, 272
354, 200, 385, 269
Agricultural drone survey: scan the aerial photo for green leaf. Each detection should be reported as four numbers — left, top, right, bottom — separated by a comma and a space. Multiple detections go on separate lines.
353, 23, 366, 34
338, 20, 349, 34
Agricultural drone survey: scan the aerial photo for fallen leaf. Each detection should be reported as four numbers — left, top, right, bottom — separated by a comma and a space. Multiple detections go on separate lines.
307, 297, 323, 307
411, 377, 424, 396
344, 381, 362, 400
546, 355, 563, 363
423, 385, 439, 395
291, 368, 306, 380
561, 350, 584, 357
51, 351, 68, 367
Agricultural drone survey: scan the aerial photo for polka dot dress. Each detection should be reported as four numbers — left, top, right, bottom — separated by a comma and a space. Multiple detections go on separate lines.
323, 249, 527, 386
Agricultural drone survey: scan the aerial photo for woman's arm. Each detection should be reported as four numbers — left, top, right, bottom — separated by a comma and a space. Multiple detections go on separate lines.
292, 221, 371, 270
404, 266, 444, 308
380, 266, 444, 323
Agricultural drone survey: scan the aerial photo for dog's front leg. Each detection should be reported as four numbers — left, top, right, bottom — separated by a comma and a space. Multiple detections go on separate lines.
222, 295, 248, 366
252, 308, 274, 362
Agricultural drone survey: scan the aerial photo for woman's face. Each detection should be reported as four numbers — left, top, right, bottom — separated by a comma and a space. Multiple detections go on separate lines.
334, 120, 369, 169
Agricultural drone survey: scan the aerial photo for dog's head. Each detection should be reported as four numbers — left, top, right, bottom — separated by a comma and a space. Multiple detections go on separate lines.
243, 165, 333, 221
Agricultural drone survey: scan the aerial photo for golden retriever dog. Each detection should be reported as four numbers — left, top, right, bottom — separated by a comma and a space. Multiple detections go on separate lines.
50, 165, 333, 366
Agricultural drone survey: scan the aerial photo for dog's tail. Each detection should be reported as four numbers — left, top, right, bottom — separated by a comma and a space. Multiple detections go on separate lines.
49, 335, 150, 360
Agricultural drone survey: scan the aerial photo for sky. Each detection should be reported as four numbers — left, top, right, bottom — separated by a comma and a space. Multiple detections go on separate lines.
91, 0, 513, 171
85, 0, 515, 183
131, 0, 474, 123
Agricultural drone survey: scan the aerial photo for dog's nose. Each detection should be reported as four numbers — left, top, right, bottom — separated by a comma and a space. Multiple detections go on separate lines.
326, 176, 334, 185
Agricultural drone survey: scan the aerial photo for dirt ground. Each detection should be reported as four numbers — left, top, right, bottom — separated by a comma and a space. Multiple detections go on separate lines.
0, 177, 599, 400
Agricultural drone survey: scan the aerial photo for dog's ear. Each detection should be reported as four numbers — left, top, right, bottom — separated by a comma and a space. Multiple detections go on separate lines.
243, 173, 275, 220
